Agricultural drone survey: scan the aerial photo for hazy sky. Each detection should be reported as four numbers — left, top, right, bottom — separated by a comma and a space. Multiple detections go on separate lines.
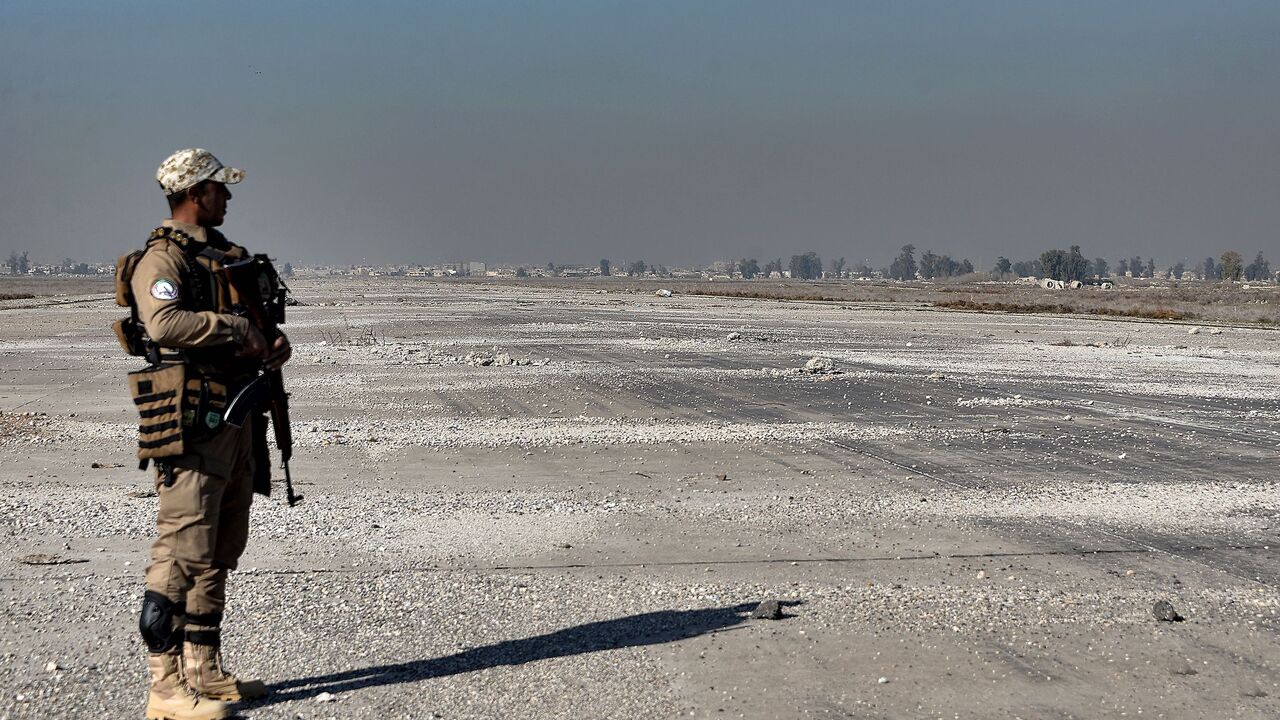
2, 1, 1278, 268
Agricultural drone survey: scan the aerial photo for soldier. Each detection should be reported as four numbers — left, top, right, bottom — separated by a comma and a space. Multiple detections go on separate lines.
125, 149, 291, 720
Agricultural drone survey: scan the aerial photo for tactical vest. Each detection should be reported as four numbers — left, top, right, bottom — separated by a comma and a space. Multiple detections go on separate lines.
114, 227, 260, 462
113, 227, 252, 358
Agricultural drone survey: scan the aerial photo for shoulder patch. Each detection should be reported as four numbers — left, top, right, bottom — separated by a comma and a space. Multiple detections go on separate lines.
150, 278, 179, 301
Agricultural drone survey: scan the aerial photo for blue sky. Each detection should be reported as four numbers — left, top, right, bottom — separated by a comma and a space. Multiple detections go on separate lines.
2, 1, 1278, 267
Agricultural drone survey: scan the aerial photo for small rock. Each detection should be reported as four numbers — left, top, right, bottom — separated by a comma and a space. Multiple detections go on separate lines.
1241, 686, 1268, 698
1187, 327, 1201, 335
927, 372, 945, 381
877, 677, 889, 684
655, 289, 673, 298
1208, 327, 1223, 335
1153, 600, 1183, 622
1170, 662, 1198, 676
802, 356, 836, 374
315, 691, 336, 703
45, 661, 58, 672
1125, 569, 1135, 576
976, 570, 986, 579
727, 332, 742, 341
16, 554, 86, 566
750, 599, 784, 620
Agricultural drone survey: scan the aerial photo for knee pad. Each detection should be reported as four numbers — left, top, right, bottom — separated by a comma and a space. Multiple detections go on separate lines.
139, 591, 183, 653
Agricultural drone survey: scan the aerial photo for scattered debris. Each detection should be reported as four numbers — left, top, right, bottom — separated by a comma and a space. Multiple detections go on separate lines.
315, 691, 337, 703
727, 331, 742, 341
1208, 327, 1223, 335
926, 372, 945, 381
127, 489, 158, 499
464, 352, 533, 367
750, 599, 784, 620
715, 473, 729, 482
1187, 326, 1202, 335
16, 554, 87, 566
1153, 600, 1183, 622
90, 462, 124, 469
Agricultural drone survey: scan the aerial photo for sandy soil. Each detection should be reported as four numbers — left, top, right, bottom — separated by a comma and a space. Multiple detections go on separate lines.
1, 278, 1278, 719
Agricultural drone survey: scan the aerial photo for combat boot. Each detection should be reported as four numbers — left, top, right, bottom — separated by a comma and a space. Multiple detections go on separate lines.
182, 636, 267, 702
146, 652, 229, 720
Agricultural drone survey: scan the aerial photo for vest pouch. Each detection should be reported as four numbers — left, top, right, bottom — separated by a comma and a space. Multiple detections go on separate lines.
113, 317, 147, 357
129, 364, 186, 459
183, 376, 229, 442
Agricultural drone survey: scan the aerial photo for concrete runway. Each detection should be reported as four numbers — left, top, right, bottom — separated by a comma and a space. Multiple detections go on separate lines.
1, 278, 1278, 719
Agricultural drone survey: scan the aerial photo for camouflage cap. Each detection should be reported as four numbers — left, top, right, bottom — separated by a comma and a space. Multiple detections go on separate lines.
155, 148, 245, 195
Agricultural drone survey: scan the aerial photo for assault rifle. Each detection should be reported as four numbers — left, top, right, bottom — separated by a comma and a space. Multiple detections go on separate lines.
220, 254, 302, 506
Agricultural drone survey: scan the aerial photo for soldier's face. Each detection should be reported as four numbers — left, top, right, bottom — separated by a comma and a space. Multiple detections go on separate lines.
194, 182, 232, 227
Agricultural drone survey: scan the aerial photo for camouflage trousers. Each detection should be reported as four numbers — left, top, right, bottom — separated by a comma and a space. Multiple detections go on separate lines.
144, 418, 255, 617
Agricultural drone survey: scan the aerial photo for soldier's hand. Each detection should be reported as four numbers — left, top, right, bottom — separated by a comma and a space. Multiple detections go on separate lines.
240, 326, 269, 359
265, 334, 292, 370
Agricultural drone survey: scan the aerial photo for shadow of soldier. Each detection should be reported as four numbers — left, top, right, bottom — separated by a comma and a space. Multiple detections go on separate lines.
249, 602, 773, 707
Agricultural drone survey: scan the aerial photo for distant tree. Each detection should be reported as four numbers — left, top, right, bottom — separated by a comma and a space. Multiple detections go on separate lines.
739, 258, 761, 279
74, 262, 90, 274
1201, 257, 1216, 280
599, 259, 611, 276
830, 256, 846, 278
1145, 258, 1155, 278
1245, 252, 1270, 281
1128, 256, 1143, 278
18, 252, 29, 275
763, 258, 784, 277
852, 262, 873, 277
1092, 258, 1109, 278
789, 252, 822, 280
1220, 251, 1244, 281
627, 260, 646, 277
1117, 258, 1129, 276
993, 256, 1012, 277
889, 245, 917, 280
1171, 261, 1185, 280
919, 250, 939, 279
958, 259, 974, 275
1039, 245, 1089, 282
515, 266, 528, 277
1067, 246, 1089, 281
282, 262, 294, 277
1011, 259, 1040, 277
5, 251, 16, 275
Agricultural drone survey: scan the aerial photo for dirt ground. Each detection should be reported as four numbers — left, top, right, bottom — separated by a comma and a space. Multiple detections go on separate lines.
1, 278, 1278, 719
